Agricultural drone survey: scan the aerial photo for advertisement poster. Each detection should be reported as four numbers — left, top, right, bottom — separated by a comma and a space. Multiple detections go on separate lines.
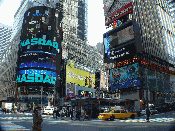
66, 83, 75, 97
66, 65, 95, 87
110, 63, 140, 90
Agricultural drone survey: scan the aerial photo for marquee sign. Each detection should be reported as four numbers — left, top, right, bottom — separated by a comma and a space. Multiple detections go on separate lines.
20, 38, 59, 51
105, 2, 133, 26
16, 74, 56, 85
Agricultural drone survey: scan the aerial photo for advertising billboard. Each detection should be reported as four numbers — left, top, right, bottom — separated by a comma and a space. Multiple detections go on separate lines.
110, 63, 140, 90
105, 2, 133, 26
66, 83, 75, 97
66, 65, 95, 88
109, 25, 134, 45
16, 69, 57, 85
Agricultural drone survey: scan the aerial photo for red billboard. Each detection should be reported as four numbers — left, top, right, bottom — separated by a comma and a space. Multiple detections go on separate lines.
105, 2, 133, 26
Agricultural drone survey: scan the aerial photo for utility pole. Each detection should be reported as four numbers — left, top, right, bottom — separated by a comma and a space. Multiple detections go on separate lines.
41, 87, 42, 112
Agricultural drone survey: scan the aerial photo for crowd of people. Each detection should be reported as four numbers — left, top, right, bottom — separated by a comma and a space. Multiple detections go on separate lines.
53, 108, 89, 120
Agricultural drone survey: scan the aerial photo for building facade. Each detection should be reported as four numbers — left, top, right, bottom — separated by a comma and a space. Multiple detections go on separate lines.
0, 24, 12, 65
103, 0, 175, 110
15, 5, 62, 106
168, 0, 175, 28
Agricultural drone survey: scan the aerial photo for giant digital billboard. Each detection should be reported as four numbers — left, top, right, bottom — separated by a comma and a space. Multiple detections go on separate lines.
16, 69, 57, 85
66, 65, 95, 88
110, 63, 140, 90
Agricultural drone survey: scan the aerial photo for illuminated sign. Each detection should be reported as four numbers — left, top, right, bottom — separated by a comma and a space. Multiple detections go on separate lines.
16, 74, 56, 84
78, 90, 93, 97
66, 65, 95, 88
18, 69, 57, 77
105, 2, 133, 26
33, 13, 45, 16
20, 38, 59, 51
29, 21, 37, 24
109, 47, 130, 59
66, 83, 75, 97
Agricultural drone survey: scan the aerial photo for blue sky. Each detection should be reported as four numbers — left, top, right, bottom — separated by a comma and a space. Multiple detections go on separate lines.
0, 0, 110, 46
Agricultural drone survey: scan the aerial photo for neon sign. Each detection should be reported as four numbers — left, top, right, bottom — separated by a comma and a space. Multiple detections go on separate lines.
20, 38, 59, 51
33, 13, 45, 16
16, 74, 56, 84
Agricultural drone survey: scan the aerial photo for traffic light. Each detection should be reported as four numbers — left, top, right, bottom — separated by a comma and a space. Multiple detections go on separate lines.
65, 95, 67, 100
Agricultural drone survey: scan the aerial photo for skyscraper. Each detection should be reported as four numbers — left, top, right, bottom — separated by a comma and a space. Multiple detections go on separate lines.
168, 0, 175, 28
0, 23, 12, 65
103, 0, 175, 109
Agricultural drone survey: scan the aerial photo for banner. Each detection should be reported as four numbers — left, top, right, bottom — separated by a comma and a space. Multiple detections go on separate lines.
66, 83, 75, 97
66, 65, 95, 88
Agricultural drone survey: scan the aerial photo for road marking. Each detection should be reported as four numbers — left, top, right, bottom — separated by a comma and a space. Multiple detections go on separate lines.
0, 121, 30, 130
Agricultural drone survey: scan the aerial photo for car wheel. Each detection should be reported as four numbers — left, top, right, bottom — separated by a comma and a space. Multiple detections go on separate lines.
130, 114, 135, 119
110, 116, 115, 121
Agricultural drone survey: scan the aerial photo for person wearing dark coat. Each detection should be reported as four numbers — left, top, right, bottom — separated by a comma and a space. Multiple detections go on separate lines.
71, 109, 73, 120
32, 108, 43, 131
146, 106, 151, 122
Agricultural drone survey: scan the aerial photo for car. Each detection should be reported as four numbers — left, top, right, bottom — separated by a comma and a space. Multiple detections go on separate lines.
140, 107, 158, 115
129, 109, 142, 116
98, 109, 138, 121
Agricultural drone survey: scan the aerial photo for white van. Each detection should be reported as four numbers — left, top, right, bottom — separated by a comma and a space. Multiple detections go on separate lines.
43, 106, 54, 115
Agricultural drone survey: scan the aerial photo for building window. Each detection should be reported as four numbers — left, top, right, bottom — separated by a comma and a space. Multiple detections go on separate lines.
45, 10, 49, 15
36, 10, 39, 14
48, 26, 51, 30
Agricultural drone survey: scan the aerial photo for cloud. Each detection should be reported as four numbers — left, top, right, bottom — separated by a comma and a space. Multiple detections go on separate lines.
0, 0, 21, 26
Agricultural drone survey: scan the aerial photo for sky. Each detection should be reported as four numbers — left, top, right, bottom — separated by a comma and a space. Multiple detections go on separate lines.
0, 0, 110, 46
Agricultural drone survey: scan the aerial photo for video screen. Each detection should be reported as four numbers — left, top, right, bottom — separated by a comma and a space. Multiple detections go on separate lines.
109, 25, 134, 47
18, 69, 57, 77
110, 63, 140, 90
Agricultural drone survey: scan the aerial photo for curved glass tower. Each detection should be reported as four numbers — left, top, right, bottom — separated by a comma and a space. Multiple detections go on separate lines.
16, 6, 62, 105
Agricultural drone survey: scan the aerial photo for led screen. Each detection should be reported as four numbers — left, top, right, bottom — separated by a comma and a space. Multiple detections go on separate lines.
18, 69, 57, 77
110, 63, 140, 90
20, 38, 59, 52
66, 65, 95, 88
109, 25, 134, 46
16, 69, 57, 85
66, 83, 75, 97
16, 74, 56, 85
19, 61, 56, 70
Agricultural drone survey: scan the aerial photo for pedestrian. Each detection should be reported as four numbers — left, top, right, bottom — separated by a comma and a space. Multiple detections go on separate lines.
60, 109, 62, 118
56, 108, 59, 119
146, 106, 151, 122
32, 108, 43, 131
73, 109, 76, 121
81, 109, 85, 121
71, 109, 73, 120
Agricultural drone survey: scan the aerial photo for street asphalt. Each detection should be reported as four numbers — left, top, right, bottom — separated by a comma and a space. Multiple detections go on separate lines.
0, 111, 175, 131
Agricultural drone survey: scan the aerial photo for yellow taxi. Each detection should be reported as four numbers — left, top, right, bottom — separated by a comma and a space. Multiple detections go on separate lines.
98, 109, 138, 121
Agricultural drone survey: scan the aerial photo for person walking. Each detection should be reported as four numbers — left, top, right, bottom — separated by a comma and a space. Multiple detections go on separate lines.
146, 106, 151, 122
32, 108, 43, 131
73, 109, 76, 121
60, 109, 62, 118
71, 109, 73, 120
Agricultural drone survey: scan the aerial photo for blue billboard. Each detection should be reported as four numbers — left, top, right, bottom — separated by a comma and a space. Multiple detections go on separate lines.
19, 61, 56, 70
110, 63, 140, 90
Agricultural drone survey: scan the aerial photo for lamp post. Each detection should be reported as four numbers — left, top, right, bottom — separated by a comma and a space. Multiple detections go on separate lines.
41, 87, 43, 112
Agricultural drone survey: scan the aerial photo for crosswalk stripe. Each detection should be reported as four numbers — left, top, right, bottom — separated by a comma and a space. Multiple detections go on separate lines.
0, 121, 30, 130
